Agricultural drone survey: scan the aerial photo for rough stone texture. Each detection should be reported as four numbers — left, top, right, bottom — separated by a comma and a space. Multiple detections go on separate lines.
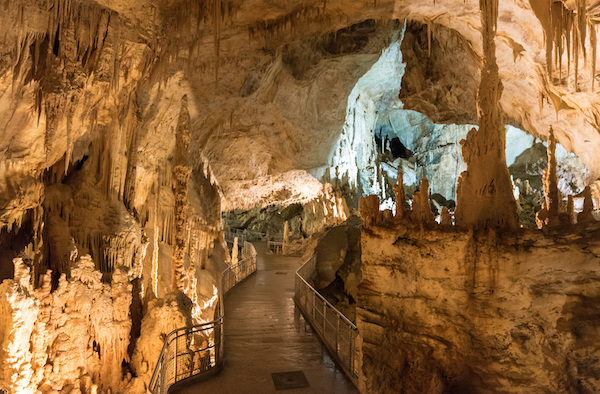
578, 186, 596, 224
0, 255, 133, 393
454, 0, 519, 231
536, 127, 570, 228
359, 195, 380, 227
393, 169, 406, 219
130, 291, 192, 386
410, 177, 434, 225
358, 223, 600, 393
171, 96, 192, 292
439, 206, 452, 226
0, 0, 600, 392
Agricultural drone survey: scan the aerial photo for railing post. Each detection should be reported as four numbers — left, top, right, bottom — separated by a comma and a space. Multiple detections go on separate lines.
174, 334, 178, 383
336, 315, 340, 355
322, 299, 326, 334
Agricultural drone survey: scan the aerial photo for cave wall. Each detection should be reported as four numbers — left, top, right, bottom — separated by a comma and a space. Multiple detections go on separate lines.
357, 224, 600, 393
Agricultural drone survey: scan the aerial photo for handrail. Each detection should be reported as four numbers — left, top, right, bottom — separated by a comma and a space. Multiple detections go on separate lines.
294, 253, 359, 386
224, 229, 266, 244
224, 231, 246, 245
148, 242, 257, 394
267, 240, 283, 254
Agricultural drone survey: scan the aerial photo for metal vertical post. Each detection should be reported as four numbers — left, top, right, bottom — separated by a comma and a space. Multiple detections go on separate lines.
174, 335, 178, 383
336, 315, 340, 356
322, 300, 326, 335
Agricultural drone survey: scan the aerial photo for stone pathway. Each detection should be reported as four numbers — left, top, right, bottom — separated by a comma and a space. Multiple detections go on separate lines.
172, 242, 357, 394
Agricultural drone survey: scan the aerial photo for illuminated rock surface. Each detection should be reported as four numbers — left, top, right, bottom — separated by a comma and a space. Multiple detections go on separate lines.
1, 0, 600, 392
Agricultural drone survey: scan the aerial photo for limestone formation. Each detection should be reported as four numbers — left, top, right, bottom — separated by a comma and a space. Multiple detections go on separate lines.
440, 206, 452, 226
393, 169, 406, 219
171, 96, 192, 292
536, 127, 562, 228
283, 221, 290, 255
231, 237, 239, 266
0, 0, 600, 393
578, 186, 596, 224
411, 177, 434, 225
359, 195, 380, 227
358, 223, 600, 393
454, 0, 519, 231
567, 195, 575, 224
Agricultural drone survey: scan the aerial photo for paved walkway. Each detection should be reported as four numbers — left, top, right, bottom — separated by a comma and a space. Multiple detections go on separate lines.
172, 242, 357, 394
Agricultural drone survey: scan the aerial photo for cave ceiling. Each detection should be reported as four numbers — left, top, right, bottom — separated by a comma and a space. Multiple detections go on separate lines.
1, 0, 600, 224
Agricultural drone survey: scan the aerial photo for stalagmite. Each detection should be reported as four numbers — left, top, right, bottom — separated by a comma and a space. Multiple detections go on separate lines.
567, 195, 575, 224
231, 236, 239, 265
393, 169, 406, 219
577, 186, 595, 223
359, 195, 380, 227
171, 96, 192, 292
411, 177, 435, 225
454, 0, 519, 231
440, 206, 453, 226
0, 259, 38, 394
283, 221, 289, 254
536, 127, 561, 228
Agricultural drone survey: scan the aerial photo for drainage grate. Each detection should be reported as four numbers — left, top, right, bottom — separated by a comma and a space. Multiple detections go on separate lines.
271, 371, 310, 390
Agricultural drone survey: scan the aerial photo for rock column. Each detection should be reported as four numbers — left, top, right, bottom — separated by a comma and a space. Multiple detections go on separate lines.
171, 96, 192, 292
454, 0, 519, 230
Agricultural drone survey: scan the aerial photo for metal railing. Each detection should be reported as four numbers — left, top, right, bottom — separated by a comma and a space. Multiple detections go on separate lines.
224, 230, 246, 245
148, 243, 257, 394
224, 229, 266, 244
294, 253, 359, 387
267, 240, 284, 254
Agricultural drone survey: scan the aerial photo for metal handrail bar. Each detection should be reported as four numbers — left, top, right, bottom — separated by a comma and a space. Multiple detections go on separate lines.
295, 254, 357, 330
267, 240, 284, 254
224, 229, 266, 243
294, 253, 359, 386
148, 242, 257, 394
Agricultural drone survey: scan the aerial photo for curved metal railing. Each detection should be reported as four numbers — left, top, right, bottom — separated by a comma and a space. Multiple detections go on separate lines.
148, 243, 257, 394
294, 253, 359, 386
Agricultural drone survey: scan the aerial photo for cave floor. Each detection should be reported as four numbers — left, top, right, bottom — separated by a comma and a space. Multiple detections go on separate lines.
171, 242, 357, 394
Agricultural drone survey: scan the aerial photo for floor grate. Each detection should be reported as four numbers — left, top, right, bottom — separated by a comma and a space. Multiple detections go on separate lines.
271, 370, 310, 390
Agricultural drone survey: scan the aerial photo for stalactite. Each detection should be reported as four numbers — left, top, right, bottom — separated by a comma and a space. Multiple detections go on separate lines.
532, 0, 598, 94
171, 96, 192, 292
247, 3, 327, 43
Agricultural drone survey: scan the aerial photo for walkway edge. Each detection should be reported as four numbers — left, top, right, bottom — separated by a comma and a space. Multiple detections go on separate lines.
293, 253, 360, 387
148, 242, 258, 394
